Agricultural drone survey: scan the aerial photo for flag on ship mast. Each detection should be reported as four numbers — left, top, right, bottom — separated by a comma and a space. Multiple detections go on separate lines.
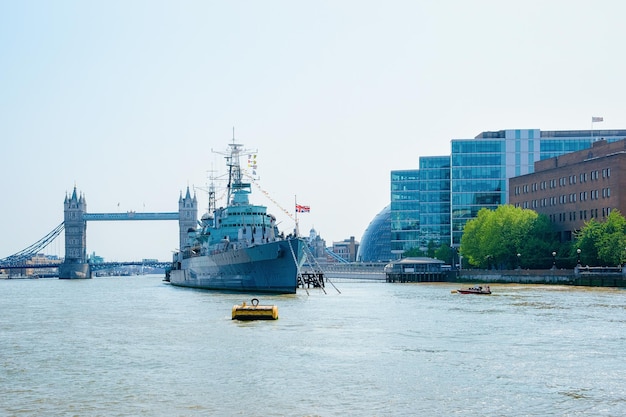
247, 154, 257, 175
296, 204, 310, 213
294, 196, 309, 237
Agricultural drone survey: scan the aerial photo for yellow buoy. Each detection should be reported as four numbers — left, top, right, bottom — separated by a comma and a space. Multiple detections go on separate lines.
232, 298, 279, 320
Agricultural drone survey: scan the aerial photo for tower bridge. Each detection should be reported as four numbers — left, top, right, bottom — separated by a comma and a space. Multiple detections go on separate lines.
0, 186, 198, 279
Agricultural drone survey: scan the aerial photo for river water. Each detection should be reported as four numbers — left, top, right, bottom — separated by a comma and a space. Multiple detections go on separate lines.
1, 276, 624, 416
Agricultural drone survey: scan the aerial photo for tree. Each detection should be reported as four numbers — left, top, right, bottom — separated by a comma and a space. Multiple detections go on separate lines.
403, 247, 424, 258
460, 205, 560, 269
598, 211, 626, 265
574, 218, 602, 266
434, 244, 454, 265
519, 213, 559, 269
575, 210, 626, 266
426, 240, 438, 258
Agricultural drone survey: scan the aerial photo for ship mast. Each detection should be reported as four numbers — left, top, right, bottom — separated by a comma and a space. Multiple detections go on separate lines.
212, 129, 255, 207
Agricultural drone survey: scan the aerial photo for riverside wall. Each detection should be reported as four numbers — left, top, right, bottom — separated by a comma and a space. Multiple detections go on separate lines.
310, 262, 626, 288
459, 267, 626, 288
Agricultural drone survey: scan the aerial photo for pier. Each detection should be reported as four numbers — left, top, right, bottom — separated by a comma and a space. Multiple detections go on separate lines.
298, 271, 325, 288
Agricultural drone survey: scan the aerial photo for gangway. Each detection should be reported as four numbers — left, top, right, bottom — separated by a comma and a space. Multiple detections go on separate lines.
299, 244, 341, 294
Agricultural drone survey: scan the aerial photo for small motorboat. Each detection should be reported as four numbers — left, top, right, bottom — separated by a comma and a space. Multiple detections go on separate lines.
456, 285, 491, 295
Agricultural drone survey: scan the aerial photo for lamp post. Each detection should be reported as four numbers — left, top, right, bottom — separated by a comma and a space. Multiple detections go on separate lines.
517, 253, 521, 270
552, 251, 557, 270
576, 248, 581, 265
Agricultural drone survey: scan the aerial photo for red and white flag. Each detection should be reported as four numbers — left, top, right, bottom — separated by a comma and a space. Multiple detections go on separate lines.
296, 204, 310, 213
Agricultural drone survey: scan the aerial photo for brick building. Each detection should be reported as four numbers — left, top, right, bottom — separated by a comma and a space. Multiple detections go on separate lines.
510, 139, 626, 242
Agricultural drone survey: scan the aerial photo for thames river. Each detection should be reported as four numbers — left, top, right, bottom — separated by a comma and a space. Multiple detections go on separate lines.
1, 275, 624, 416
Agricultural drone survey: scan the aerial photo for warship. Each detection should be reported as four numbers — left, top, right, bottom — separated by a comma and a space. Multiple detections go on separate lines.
167, 139, 306, 294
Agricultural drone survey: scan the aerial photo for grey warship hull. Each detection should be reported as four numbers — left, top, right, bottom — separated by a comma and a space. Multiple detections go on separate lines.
168, 238, 304, 294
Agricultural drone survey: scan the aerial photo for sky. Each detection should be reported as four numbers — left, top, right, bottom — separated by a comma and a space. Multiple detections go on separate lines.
2, 0, 626, 262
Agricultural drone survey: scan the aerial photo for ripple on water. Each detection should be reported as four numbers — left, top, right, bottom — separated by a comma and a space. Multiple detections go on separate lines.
1, 277, 625, 417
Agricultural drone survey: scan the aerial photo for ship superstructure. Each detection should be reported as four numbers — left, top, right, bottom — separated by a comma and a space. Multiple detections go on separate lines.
167, 139, 305, 293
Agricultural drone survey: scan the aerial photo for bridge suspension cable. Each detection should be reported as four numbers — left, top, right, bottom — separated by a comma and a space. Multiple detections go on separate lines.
0, 222, 65, 263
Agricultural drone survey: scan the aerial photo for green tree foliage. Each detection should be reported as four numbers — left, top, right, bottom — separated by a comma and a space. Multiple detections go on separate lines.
574, 210, 626, 266
403, 247, 424, 258
404, 242, 456, 266
434, 244, 454, 265
460, 205, 560, 269
426, 240, 438, 258
574, 218, 601, 266
519, 213, 560, 269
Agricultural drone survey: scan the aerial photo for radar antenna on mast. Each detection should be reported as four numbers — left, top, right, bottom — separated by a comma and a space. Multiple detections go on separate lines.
211, 130, 256, 206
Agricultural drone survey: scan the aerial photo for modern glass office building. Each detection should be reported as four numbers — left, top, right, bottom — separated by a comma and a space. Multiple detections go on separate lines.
419, 156, 451, 248
356, 205, 392, 262
390, 128, 626, 255
451, 129, 541, 245
389, 157, 450, 257
390, 169, 420, 256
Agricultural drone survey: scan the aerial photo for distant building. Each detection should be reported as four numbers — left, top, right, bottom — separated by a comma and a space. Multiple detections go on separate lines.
331, 236, 359, 263
14, 253, 61, 277
89, 252, 104, 263
510, 138, 626, 242
306, 228, 327, 259
390, 128, 626, 253
390, 169, 420, 256
356, 205, 392, 262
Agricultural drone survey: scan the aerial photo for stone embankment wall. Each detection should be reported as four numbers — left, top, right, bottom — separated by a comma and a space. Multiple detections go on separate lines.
459, 268, 626, 288
311, 263, 626, 287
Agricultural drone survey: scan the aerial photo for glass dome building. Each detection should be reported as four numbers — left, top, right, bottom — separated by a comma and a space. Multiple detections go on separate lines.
356, 205, 392, 262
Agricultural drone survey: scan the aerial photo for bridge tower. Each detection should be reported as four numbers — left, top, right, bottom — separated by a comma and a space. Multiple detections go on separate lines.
59, 186, 90, 279
178, 186, 198, 251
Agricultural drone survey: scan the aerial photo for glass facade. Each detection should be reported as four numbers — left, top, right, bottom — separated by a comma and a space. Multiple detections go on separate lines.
388, 129, 626, 253
390, 170, 420, 255
418, 156, 450, 248
356, 205, 392, 262
451, 139, 507, 246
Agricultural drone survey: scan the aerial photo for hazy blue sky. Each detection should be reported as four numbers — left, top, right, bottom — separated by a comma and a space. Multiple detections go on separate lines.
2, 1, 625, 261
